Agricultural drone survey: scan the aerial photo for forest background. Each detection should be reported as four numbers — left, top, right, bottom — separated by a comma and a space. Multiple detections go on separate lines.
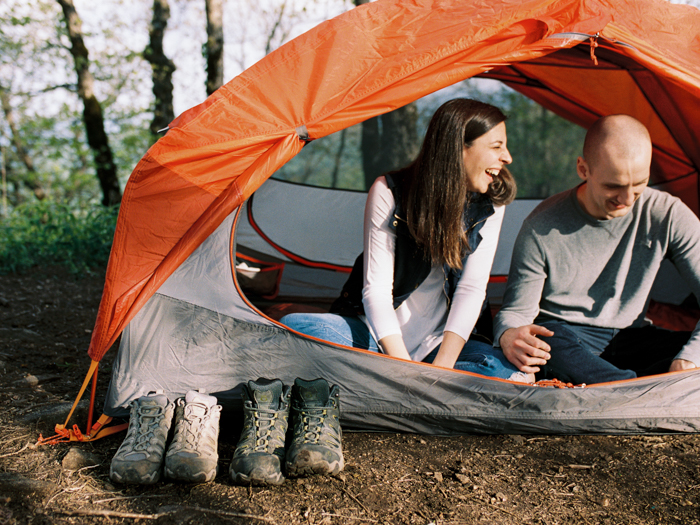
0, 0, 698, 274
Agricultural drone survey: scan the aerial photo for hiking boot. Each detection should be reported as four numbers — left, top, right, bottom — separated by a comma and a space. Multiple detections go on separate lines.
229, 378, 291, 485
286, 378, 344, 477
164, 390, 222, 483
110, 391, 175, 484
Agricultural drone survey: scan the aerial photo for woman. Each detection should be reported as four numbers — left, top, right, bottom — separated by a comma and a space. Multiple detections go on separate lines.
281, 99, 529, 381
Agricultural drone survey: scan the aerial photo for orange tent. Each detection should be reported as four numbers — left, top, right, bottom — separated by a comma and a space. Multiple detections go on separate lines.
40, 0, 700, 443
90, 0, 700, 363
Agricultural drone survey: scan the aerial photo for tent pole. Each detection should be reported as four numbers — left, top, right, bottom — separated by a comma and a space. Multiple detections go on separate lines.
86, 363, 99, 434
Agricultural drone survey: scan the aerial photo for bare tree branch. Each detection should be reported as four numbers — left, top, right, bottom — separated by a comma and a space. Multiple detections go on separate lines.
264, 1, 287, 55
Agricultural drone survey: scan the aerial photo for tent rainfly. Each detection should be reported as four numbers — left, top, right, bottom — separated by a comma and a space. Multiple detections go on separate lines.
42, 0, 700, 444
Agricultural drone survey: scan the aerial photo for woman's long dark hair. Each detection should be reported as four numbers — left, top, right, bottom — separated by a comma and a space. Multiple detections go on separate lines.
400, 98, 516, 269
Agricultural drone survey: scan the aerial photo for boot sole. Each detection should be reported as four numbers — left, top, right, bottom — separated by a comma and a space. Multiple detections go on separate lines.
286, 449, 344, 477
164, 464, 217, 483
110, 466, 162, 485
230, 470, 285, 486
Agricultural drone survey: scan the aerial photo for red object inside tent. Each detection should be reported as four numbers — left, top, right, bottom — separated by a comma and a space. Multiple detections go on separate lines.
87, 0, 700, 363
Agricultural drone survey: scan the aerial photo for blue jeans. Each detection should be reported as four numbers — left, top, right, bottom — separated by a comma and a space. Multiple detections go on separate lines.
536, 318, 690, 384
280, 313, 524, 380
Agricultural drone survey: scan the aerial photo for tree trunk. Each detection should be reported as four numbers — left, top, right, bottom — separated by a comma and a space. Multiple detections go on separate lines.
354, 1, 419, 189
360, 114, 380, 187
360, 103, 420, 189
380, 104, 419, 185
144, 0, 176, 142
205, 0, 224, 96
330, 128, 347, 188
56, 0, 121, 206
1, 145, 8, 216
0, 86, 46, 200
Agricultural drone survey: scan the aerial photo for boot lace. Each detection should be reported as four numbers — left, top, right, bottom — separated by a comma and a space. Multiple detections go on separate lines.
129, 403, 167, 451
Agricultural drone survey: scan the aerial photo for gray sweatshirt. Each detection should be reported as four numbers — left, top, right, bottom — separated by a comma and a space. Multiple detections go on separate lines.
494, 186, 700, 365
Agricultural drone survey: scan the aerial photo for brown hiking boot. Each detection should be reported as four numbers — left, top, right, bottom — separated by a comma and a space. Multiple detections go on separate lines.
229, 378, 291, 485
285, 378, 344, 477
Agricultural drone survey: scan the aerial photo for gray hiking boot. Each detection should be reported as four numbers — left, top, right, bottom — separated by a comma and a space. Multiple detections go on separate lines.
286, 378, 344, 477
110, 391, 175, 484
164, 390, 222, 483
229, 378, 290, 485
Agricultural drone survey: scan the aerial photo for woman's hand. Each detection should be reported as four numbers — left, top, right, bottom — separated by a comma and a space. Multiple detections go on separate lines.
431, 331, 467, 369
378, 334, 412, 361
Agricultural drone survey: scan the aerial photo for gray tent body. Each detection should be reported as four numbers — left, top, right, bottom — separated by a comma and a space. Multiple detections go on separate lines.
104, 179, 700, 434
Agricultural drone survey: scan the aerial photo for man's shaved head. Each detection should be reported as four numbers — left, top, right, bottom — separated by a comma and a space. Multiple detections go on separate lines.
576, 115, 652, 220
583, 114, 652, 170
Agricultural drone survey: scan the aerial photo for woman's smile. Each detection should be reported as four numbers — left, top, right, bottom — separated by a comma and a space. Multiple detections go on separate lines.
463, 122, 512, 193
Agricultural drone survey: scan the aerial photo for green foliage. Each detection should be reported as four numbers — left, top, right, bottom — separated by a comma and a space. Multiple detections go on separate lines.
0, 200, 118, 275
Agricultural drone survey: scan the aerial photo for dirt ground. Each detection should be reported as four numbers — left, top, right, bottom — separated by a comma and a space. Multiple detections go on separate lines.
1, 267, 699, 525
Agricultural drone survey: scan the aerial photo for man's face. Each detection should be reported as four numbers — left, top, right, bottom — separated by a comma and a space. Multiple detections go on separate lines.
575, 149, 650, 220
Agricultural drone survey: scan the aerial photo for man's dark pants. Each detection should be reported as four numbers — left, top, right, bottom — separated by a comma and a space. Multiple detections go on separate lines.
535, 318, 692, 384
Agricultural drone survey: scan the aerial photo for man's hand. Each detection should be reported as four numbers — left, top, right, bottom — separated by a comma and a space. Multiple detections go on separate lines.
500, 325, 554, 373
669, 358, 697, 372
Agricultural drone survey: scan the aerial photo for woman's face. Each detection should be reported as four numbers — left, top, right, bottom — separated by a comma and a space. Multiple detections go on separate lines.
462, 121, 512, 194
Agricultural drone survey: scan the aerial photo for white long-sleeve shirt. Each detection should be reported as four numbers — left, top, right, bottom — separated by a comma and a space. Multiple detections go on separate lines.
361, 176, 505, 361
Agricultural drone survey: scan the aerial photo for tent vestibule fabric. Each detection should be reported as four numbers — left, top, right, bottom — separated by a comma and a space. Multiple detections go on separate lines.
88, 0, 700, 435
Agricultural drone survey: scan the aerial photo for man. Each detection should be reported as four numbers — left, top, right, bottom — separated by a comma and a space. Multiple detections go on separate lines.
494, 114, 700, 384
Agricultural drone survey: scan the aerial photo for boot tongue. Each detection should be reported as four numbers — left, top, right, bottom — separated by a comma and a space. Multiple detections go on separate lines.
296, 379, 330, 407
139, 393, 169, 411
139, 394, 168, 407
248, 379, 283, 410
185, 389, 217, 407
